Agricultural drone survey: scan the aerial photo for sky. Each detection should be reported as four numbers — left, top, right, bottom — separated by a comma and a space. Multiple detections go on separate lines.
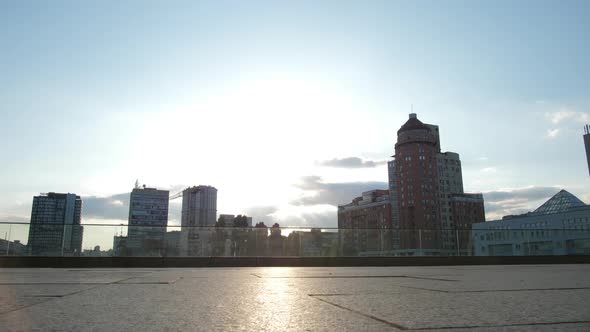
1, 0, 589, 249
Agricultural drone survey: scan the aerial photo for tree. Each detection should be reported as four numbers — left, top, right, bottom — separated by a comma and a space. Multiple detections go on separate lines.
233, 215, 249, 228
213, 216, 227, 256
251, 222, 268, 256
270, 223, 283, 256
232, 215, 250, 256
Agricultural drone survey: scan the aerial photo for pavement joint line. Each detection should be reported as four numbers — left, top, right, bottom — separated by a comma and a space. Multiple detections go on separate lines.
310, 294, 590, 331
309, 295, 409, 330
409, 320, 590, 330
249, 275, 458, 281
0, 282, 111, 285
113, 273, 183, 285
0, 298, 53, 315
401, 286, 590, 293
1, 273, 159, 316
65, 270, 152, 273
112, 272, 155, 284
0, 283, 107, 316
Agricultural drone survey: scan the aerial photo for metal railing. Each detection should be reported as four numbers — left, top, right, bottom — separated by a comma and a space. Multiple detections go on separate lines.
1, 222, 590, 257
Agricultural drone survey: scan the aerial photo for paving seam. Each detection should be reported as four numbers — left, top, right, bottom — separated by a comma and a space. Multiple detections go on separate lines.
0, 274, 152, 316
401, 286, 590, 293
309, 295, 408, 330
409, 320, 590, 330
310, 294, 590, 331
0, 282, 111, 285
0, 284, 105, 316
117, 276, 183, 285
251, 275, 458, 282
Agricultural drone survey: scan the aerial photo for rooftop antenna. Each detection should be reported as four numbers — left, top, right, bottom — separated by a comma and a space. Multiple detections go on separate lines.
134, 179, 140, 189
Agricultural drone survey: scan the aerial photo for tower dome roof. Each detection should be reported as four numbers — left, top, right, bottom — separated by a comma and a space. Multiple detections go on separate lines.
397, 113, 430, 134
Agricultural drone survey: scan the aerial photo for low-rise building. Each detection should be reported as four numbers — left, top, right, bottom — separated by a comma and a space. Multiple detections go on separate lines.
450, 193, 486, 255
472, 190, 590, 256
0, 239, 27, 256
338, 190, 392, 256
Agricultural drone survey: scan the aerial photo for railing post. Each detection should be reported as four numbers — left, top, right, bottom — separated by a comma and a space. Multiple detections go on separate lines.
418, 229, 422, 256
456, 229, 460, 256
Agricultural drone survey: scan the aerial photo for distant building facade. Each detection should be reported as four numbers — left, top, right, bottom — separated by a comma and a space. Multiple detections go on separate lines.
389, 114, 485, 255
165, 231, 182, 256
450, 193, 485, 255
218, 214, 235, 226
113, 235, 128, 256
27, 193, 83, 256
286, 229, 339, 256
127, 186, 169, 256
180, 185, 217, 256
338, 190, 393, 255
473, 190, 590, 256
0, 239, 27, 256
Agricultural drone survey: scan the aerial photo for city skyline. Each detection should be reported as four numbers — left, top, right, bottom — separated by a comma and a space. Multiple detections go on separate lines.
1, 0, 590, 233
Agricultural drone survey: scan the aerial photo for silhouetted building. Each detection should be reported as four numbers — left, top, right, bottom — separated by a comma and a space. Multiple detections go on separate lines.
286, 229, 339, 256
27, 192, 83, 256
0, 239, 27, 256
450, 193, 485, 255
83, 245, 108, 257
584, 125, 590, 176
113, 235, 128, 256
473, 190, 590, 256
338, 190, 392, 255
180, 185, 217, 256
127, 186, 169, 256
218, 214, 235, 226
389, 114, 484, 255
387, 160, 401, 248
165, 231, 182, 256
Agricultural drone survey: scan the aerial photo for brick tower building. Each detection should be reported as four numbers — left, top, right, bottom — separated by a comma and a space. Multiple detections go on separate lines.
394, 113, 441, 252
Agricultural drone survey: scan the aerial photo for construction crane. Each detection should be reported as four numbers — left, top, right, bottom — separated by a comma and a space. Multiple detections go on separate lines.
169, 190, 183, 200
169, 185, 211, 201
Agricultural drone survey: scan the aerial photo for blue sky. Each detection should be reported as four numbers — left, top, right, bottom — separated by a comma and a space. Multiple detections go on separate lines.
1, 1, 589, 248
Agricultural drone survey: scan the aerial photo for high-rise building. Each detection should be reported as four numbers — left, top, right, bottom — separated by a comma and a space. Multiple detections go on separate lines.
389, 113, 485, 255
127, 186, 169, 256
27, 193, 83, 256
437, 152, 464, 250
337, 190, 393, 255
584, 125, 590, 176
393, 113, 442, 253
180, 185, 217, 256
387, 160, 401, 248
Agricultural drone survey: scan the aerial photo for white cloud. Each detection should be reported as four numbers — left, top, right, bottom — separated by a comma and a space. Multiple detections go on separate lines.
480, 167, 497, 173
482, 186, 560, 220
317, 157, 387, 168
546, 128, 560, 138
545, 109, 589, 125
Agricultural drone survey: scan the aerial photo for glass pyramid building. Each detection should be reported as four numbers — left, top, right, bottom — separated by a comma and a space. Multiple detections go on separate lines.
531, 189, 586, 216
